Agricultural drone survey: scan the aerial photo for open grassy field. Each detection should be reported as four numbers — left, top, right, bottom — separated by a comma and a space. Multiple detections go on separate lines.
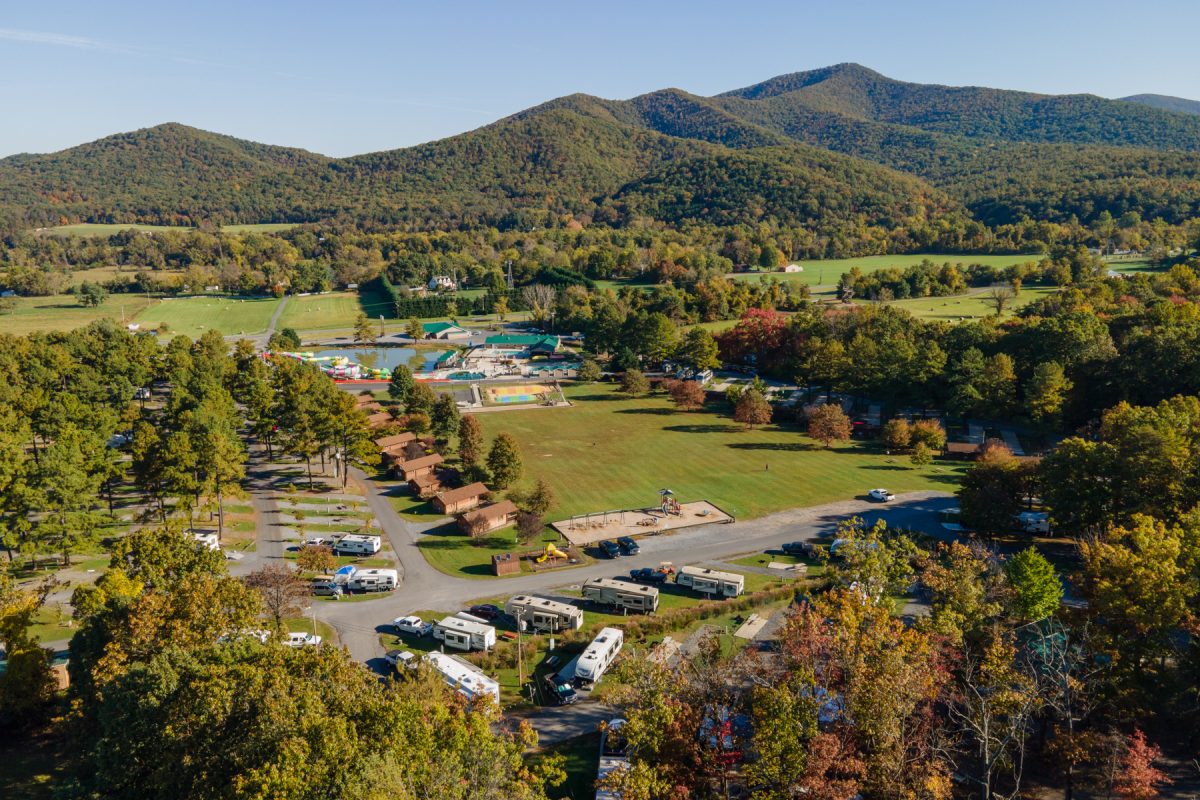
0, 293, 153, 336
863, 284, 1059, 321
726, 253, 1046, 289
276, 287, 395, 332
474, 384, 962, 522
132, 295, 282, 337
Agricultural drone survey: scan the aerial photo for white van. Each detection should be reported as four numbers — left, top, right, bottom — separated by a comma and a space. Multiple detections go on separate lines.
575, 627, 623, 686
332, 534, 381, 556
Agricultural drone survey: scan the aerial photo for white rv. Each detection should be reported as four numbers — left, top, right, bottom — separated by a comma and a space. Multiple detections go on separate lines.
193, 531, 219, 551
424, 652, 500, 704
675, 566, 744, 598
1017, 511, 1050, 534
596, 719, 630, 800
332, 533, 381, 556
575, 627, 623, 686
582, 578, 659, 613
345, 567, 398, 592
504, 595, 584, 632
433, 615, 496, 651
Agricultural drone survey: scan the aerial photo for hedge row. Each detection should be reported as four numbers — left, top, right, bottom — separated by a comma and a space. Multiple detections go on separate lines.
375, 274, 528, 319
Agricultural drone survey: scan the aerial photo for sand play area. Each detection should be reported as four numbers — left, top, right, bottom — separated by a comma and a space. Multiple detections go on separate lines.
551, 501, 732, 548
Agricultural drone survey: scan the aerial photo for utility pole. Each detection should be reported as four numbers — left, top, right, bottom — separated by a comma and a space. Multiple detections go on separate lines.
515, 607, 525, 688
505, 259, 514, 290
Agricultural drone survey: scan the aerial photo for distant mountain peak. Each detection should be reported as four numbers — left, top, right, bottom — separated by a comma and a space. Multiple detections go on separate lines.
1120, 93, 1200, 116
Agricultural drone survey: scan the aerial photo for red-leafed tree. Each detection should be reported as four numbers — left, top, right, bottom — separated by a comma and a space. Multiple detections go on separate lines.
716, 308, 790, 370
1114, 729, 1171, 800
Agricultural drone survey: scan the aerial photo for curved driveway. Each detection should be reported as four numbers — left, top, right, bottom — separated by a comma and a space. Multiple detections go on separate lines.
314, 477, 958, 663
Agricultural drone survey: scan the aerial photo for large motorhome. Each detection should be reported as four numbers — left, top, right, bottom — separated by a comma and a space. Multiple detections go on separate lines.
332, 533, 381, 556
575, 627, 624, 686
675, 566, 744, 598
582, 578, 659, 613
433, 615, 496, 651
424, 652, 500, 704
504, 595, 584, 633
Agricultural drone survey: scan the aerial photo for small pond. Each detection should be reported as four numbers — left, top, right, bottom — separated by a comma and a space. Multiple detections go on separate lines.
313, 347, 419, 371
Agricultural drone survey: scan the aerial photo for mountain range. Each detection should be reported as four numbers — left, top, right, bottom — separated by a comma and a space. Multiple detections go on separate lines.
4, 63, 1200, 232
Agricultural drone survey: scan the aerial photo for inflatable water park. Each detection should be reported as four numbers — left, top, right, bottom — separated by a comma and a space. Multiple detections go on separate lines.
269, 351, 394, 381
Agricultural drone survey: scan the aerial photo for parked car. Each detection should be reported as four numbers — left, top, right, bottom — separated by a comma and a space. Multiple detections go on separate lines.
868, 488, 895, 502
392, 615, 433, 636
599, 540, 621, 558
545, 676, 578, 705
384, 649, 416, 670
628, 567, 669, 585
304, 537, 330, 547
617, 536, 640, 555
781, 541, 815, 557
312, 581, 342, 597
283, 631, 322, 648
468, 604, 502, 621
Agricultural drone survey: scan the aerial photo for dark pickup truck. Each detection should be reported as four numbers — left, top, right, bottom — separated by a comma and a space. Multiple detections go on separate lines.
628, 568, 669, 585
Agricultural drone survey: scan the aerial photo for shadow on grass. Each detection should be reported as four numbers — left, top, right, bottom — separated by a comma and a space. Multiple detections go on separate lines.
860, 464, 909, 471
616, 407, 675, 416
726, 441, 816, 452
663, 423, 744, 434
569, 393, 624, 403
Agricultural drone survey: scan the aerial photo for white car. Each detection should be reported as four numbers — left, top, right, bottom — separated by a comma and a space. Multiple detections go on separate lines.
384, 649, 417, 669
283, 631, 323, 648
868, 488, 895, 502
392, 615, 433, 637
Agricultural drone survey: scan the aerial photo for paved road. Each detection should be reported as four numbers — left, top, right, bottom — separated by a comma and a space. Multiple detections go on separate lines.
311, 484, 958, 663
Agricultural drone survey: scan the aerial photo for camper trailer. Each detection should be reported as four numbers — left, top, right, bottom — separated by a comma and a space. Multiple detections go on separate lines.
331, 533, 381, 556
504, 595, 584, 633
582, 578, 659, 613
675, 566, 745, 598
433, 615, 497, 651
345, 568, 398, 592
424, 652, 500, 704
575, 627, 624, 686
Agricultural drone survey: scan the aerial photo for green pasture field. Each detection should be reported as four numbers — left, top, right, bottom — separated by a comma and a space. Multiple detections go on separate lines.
132, 295, 282, 337
726, 253, 1046, 289
474, 384, 962, 522
220, 223, 299, 233
862, 284, 1059, 321
0, 293, 153, 336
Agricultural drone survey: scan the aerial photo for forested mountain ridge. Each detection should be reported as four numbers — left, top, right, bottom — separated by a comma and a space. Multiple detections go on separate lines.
1122, 93, 1200, 116
4, 64, 1200, 232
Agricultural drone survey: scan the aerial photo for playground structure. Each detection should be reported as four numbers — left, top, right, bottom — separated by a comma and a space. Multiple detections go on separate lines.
491, 541, 582, 575
551, 492, 733, 549
536, 542, 569, 563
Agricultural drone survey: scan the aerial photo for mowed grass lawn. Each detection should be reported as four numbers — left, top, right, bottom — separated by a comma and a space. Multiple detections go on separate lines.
133, 295, 281, 337
277, 285, 395, 332
0, 293, 153, 335
725, 253, 1046, 289
474, 384, 962, 522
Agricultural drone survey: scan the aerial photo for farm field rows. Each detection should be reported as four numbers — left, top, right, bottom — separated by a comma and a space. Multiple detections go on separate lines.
474, 384, 963, 522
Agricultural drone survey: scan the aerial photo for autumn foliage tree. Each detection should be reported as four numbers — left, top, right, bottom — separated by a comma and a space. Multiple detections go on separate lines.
1114, 729, 1171, 800
806, 403, 852, 447
735, 388, 772, 429
669, 379, 707, 411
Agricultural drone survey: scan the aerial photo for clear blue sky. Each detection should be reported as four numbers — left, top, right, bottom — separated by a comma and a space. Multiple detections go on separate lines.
2, 0, 1197, 158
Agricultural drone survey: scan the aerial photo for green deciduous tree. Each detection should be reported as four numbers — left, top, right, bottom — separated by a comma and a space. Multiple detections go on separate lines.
387, 364, 415, 404
619, 369, 649, 397
487, 433, 523, 489
1004, 547, 1062, 622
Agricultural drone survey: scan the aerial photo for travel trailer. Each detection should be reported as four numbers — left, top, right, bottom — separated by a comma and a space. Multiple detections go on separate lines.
433, 615, 496, 651
575, 627, 624, 686
331, 534, 381, 556
582, 577, 660, 613
344, 567, 398, 592
503, 595, 584, 633
424, 652, 500, 704
675, 566, 744, 598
